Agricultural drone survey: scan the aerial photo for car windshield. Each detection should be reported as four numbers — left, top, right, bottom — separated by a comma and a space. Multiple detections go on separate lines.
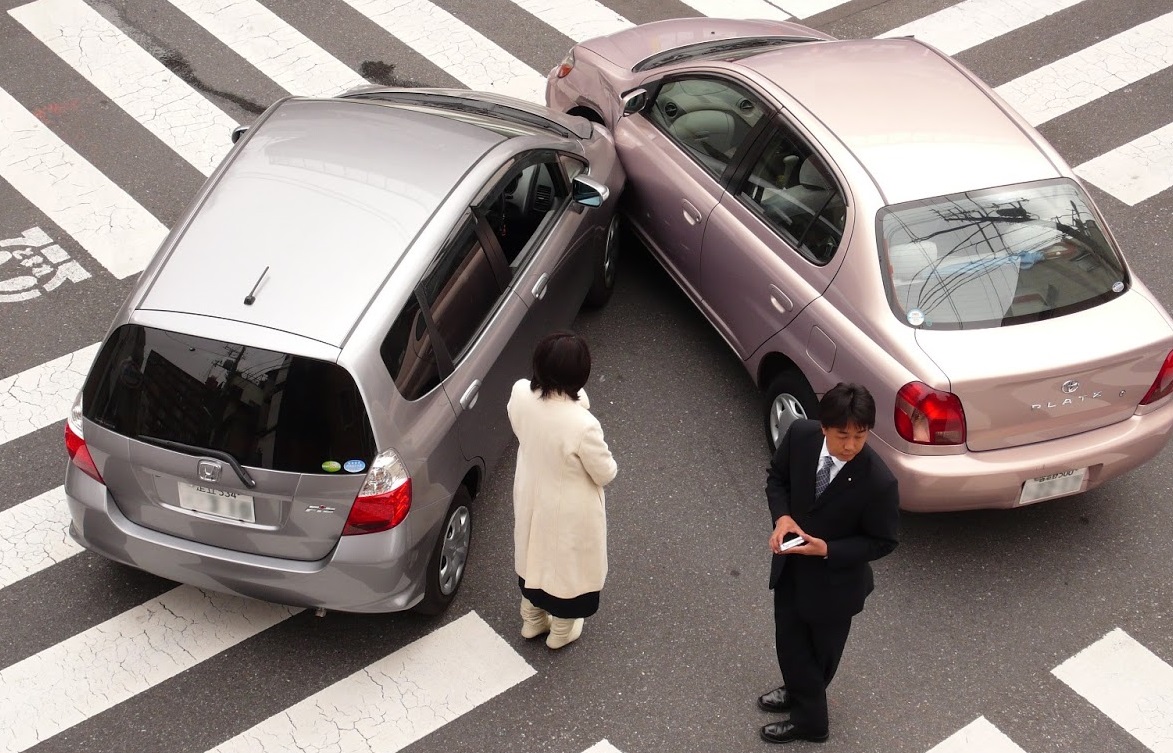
632, 36, 816, 72
877, 180, 1128, 330
83, 324, 377, 474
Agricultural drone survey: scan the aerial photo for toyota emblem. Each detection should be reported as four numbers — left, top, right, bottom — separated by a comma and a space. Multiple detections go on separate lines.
1061, 380, 1080, 394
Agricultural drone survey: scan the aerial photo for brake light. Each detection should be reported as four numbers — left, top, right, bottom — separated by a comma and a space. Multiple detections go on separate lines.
554, 50, 575, 78
895, 381, 966, 445
64, 393, 103, 483
343, 448, 412, 535
1140, 349, 1173, 405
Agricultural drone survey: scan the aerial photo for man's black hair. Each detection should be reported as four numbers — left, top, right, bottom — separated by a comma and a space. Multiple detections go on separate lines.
819, 382, 876, 430
530, 330, 591, 400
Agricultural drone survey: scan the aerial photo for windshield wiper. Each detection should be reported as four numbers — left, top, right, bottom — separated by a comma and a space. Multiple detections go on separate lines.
135, 435, 257, 489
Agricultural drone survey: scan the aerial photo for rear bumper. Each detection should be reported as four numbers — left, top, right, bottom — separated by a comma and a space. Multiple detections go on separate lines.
64, 470, 435, 613
875, 398, 1173, 512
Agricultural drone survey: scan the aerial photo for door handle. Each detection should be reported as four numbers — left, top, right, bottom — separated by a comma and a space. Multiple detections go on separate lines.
459, 379, 481, 410
769, 284, 793, 313
531, 273, 549, 300
681, 199, 701, 225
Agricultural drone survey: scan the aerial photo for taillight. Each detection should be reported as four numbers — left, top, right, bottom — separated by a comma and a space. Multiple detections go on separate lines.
554, 50, 575, 78
1140, 349, 1173, 405
342, 448, 412, 535
64, 393, 103, 483
895, 381, 966, 445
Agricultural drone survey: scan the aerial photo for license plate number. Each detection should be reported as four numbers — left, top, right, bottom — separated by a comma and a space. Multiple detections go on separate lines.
177, 483, 256, 522
1018, 468, 1087, 506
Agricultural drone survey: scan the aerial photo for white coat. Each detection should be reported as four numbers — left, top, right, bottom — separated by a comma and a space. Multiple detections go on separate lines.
507, 379, 617, 599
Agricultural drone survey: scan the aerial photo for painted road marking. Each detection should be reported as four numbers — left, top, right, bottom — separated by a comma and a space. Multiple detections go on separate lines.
0, 486, 80, 591
205, 611, 534, 753
880, 0, 1087, 56
672, 0, 790, 20
0, 225, 90, 303
927, 717, 1029, 753
775, 0, 853, 17
1076, 121, 1173, 206
164, 0, 362, 98
504, 0, 632, 43
338, 0, 547, 103
582, 741, 625, 753
1053, 627, 1173, 752
0, 85, 166, 279
0, 586, 300, 753
10, 0, 238, 176
0, 343, 98, 447
995, 10, 1173, 126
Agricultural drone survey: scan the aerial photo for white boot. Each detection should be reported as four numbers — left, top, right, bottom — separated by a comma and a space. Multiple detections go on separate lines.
545, 617, 584, 649
520, 598, 551, 639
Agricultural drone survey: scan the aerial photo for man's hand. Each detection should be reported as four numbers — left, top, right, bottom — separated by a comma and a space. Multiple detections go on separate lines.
769, 515, 829, 557
785, 534, 829, 558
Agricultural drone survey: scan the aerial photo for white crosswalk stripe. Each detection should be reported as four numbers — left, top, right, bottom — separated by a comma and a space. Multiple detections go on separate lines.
581, 741, 625, 753
1076, 122, 1173, 205
880, 0, 1088, 55
10, 0, 238, 176
505, 0, 633, 42
0, 486, 79, 590
926, 717, 1029, 753
673, 0, 789, 21
0, 342, 97, 446
205, 611, 534, 753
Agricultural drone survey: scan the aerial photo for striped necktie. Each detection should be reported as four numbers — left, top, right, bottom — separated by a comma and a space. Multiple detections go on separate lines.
815, 455, 835, 498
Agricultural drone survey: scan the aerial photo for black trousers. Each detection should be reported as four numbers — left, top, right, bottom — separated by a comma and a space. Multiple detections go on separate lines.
773, 567, 853, 735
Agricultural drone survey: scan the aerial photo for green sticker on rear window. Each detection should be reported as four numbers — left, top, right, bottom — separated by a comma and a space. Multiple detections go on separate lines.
321, 460, 341, 473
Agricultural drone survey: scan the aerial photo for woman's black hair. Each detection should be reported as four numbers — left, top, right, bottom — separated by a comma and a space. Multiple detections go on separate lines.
530, 330, 591, 400
818, 382, 876, 430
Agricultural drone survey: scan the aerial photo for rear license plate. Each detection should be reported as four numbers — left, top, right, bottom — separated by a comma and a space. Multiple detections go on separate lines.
1018, 468, 1087, 506
177, 482, 256, 522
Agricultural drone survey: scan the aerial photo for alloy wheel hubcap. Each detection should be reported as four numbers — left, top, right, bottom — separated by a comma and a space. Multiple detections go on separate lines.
437, 506, 471, 596
770, 393, 808, 447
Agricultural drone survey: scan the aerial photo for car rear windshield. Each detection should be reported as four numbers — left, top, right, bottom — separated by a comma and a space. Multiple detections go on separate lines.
83, 324, 377, 474
877, 180, 1128, 330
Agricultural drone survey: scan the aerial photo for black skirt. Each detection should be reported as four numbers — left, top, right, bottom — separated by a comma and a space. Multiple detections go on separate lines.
518, 575, 600, 618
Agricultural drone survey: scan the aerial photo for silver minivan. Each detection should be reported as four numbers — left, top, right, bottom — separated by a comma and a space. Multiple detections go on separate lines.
63, 88, 625, 613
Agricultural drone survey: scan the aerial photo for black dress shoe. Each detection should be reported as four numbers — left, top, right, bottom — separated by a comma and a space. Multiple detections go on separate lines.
757, 686, 794, 713
761, 721, 829, 744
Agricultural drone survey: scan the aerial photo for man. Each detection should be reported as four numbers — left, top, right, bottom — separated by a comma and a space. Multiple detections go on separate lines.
759, 382, 900, 744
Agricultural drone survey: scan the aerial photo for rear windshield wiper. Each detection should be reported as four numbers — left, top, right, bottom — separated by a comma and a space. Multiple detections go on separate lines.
135, 435, 257, 489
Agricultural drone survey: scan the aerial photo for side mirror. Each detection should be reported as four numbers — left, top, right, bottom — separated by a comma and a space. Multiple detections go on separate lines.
621, 89, 648, 117
572, 175, 610, 208
231, 125, 249, 144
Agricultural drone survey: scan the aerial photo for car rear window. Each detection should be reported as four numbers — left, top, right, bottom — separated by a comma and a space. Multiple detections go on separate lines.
83, 324, 377, 474
877, 180, 1128, 330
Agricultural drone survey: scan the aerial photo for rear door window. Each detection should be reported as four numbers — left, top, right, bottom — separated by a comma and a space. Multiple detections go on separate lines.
648, 77, 768, 179
83, 324, 376, 473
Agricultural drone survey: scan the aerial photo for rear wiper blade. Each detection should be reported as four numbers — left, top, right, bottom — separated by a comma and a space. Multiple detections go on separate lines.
135, 435, 257, 489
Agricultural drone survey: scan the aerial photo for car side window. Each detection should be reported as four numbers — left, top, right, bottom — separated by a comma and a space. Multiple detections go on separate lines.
381, 219, 505, 399
648, 77, 766, 178
477, 157, 568, 272
737, 125, 846, 263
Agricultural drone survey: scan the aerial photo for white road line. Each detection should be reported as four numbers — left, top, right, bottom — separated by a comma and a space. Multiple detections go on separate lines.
776, 0, 853, 17
0, 86, 166, 279
0, 343, 98, 447
880, 0, 1087, 56
164, 0, 362, 98
0, 487, 80, 591
582, 741, 625, 753
504, 0, 632, 43
1053, 627, 1173, 752
205, 611, 534, 753
673, 0, 790, 21
927, 717, 1029, 753
995, 11, 1173, 126
10, 0, 237, 177
0, 586, 300, 753
338, 0, 547, 103
1076, 121, 1173, 206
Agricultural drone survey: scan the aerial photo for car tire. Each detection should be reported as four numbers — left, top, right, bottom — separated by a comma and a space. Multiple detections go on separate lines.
764, 368, 819, 454
414, 486, 473, 615
583, 213, 621, 308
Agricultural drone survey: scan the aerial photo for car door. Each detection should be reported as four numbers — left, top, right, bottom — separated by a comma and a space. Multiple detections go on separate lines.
700, 116, 851, 359
615, 73, 773, 296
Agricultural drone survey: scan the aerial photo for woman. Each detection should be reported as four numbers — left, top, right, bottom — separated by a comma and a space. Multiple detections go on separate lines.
507, 331, 617, 649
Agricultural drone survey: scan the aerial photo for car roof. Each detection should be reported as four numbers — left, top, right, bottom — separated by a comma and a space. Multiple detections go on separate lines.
739, 38, 1062, 204
138, 97, 506, 347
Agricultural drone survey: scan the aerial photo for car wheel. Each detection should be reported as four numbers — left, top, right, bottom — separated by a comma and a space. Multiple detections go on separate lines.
414, 487, 473, 615
584, 213, 621, 308
764, 368, 819, 453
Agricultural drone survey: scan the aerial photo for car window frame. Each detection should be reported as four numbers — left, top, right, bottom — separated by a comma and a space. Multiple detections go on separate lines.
637, 72, 778, 185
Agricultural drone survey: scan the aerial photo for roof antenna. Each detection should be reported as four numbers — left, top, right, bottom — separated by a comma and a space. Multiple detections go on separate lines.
243, 266, 269, 306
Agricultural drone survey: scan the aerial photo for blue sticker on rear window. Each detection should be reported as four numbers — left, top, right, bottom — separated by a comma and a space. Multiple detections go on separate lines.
344, 459, 366, 473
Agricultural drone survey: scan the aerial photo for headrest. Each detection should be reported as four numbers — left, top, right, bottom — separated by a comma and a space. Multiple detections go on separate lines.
798, 158, 831, 191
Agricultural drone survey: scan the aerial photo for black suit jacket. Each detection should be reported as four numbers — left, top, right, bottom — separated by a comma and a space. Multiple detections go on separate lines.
767, 419, 900, 622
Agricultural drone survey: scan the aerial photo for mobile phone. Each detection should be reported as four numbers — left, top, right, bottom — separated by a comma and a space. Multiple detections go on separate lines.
779, 535, 806, 552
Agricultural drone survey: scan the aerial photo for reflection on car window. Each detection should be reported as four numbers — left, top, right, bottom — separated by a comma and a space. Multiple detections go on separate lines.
381, 292, 440, 400
479, 160, 566, 269
878, 180, 1128, 330
650, 78, 764, 178
738, 127, 846, 262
